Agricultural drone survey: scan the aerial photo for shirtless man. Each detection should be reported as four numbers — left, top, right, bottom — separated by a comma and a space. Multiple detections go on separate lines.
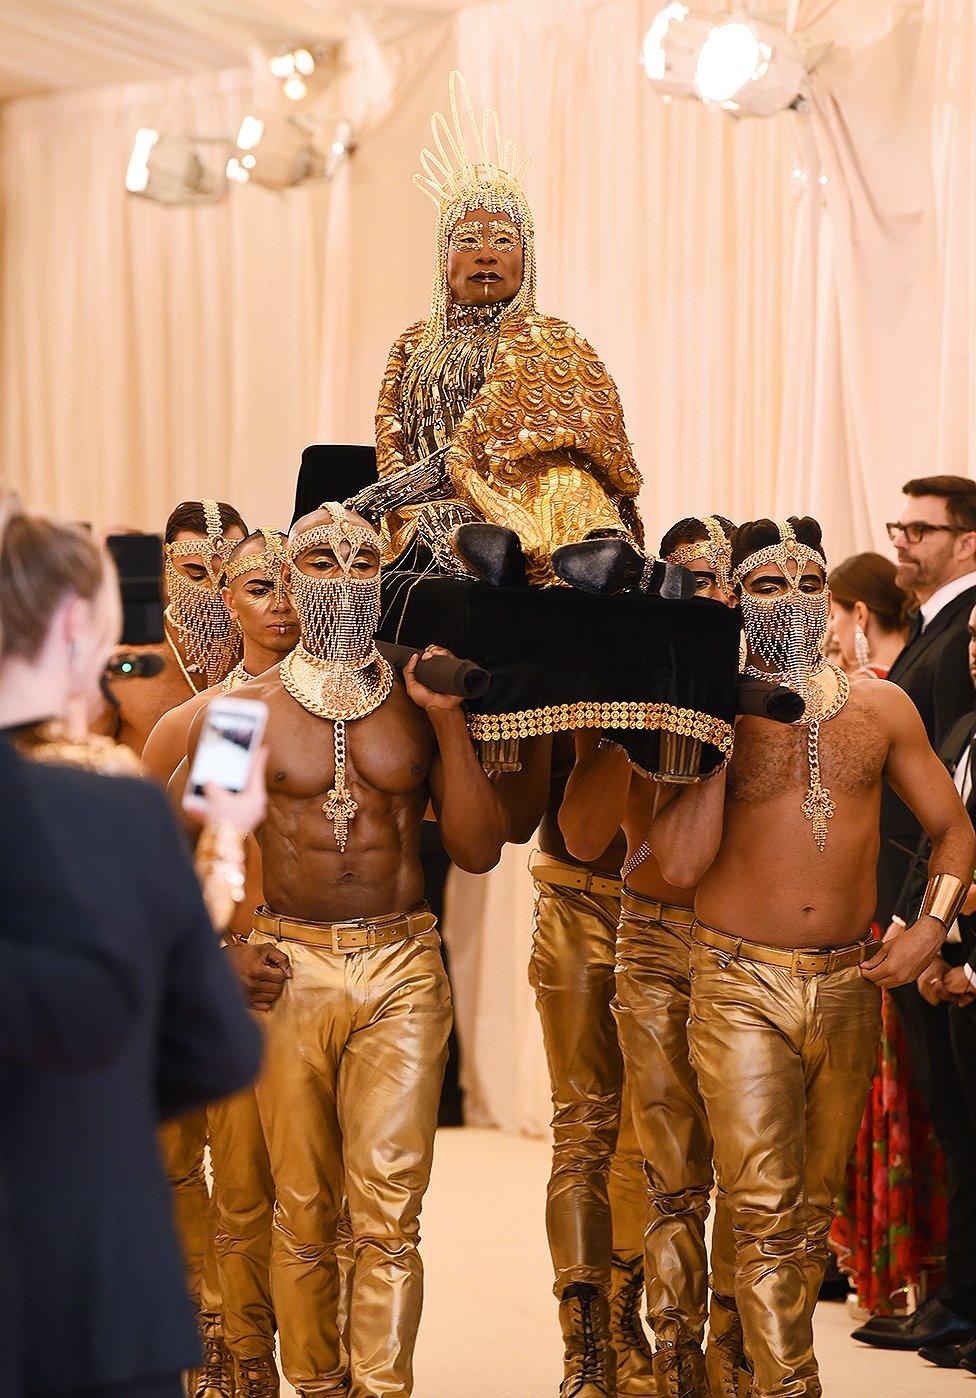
145, 530, 298, 1396
559, 516, 745, 1398
642, 516, 975, 1398
187, 503, 507, 1398
103, 499, 247, 754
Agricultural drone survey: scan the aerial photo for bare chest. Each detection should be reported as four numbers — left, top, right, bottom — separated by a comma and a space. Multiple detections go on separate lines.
728, 698, 888, 807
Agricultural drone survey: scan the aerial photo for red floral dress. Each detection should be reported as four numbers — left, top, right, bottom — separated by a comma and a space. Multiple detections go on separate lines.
830, 662, 950, 1312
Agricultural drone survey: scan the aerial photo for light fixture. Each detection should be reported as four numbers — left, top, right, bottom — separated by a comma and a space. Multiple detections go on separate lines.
695, 19, 808, 117
228, 114, 323, 190
282, 74, 308, 102
125, 128, 232, 205
641, 4, 720, 100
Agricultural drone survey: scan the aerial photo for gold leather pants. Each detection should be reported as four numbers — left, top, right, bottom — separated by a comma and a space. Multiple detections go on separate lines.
157, 1110, 220, 1316
529, 854, 647, 1296
252, 911, 452, 1397
208, 1085, 276, 1360
613, 891, 736, 1347
687, 933, 881, 1398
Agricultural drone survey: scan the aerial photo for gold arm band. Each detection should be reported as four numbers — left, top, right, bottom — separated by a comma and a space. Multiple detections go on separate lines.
919, 872, 967, 930
196, 820, 247, 933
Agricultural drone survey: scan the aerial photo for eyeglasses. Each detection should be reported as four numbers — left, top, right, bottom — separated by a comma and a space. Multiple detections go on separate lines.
885, 521, 967, 545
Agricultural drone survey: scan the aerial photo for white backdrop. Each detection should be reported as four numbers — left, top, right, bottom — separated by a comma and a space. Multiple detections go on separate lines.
2, 0, 976, 1134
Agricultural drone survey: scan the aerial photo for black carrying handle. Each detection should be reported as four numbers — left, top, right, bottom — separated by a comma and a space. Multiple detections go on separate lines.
736, 676, 806, 724
376, 641, 491, 699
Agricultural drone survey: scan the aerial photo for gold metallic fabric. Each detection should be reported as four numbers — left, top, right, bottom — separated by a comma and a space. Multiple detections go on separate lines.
252, 918, 452, 1396
157, 1109, 220, 1317
613, 893, 735, 1350
376, 313, 642, 585
687, 942, 881, 1398
208, 1086, 276, 1362
528, 849, 622, 900
529, 858, 647, 1296
466, 700, 734, 758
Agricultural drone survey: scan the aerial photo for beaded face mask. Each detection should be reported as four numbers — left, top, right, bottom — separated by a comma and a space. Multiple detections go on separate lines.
281, 504, 393, 852
287, 506, 382, 666
734, 521, 828, 697
164, 498, 240, 685
414, 70, 537, 343
665, 516, 733, 594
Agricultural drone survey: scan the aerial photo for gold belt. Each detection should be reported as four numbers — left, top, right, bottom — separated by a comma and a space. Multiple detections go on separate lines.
620, 888, 696, 926
529, 850, 622, 900
252, 904, 436, 954
692, 920, 872, 975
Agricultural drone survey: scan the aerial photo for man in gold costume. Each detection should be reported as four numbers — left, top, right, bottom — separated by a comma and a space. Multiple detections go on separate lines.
145, 530, 301, 1397
374, 72, 644, 592
560, 516, 747, 1398
641, 517, 975, 1398
188, 503, 508, 1397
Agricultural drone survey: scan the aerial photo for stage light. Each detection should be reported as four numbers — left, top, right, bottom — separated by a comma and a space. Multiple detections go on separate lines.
229, 114, 323, 191
237, 116, 264, 151
695, 19, 808, 116
293, 48, 315, 77
125, 128, 231, 205
641, 4, 719, 100
283, 74, 308, 102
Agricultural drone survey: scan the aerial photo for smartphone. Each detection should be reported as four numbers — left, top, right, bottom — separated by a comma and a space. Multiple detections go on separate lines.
183, 697, 269, 812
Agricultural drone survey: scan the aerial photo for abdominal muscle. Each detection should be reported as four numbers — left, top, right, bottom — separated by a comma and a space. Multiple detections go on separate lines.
695, 789, 881, 948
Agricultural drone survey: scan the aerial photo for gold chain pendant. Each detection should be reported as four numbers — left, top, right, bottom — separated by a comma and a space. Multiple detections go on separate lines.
322, 719, 359, 852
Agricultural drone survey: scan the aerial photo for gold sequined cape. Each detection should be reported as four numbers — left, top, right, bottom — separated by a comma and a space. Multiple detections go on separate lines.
375, 313, 643, 584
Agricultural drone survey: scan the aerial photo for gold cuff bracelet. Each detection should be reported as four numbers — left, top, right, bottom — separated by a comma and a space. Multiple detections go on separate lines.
920, 872, 967, 930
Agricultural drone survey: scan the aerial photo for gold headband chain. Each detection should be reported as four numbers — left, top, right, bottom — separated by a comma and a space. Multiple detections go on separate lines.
666, 516, 733, 589
289, 502, 383, 578
732, 519, 826, 591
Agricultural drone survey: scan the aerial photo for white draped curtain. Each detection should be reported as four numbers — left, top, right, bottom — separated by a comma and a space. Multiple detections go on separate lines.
2, 0, 975, 1134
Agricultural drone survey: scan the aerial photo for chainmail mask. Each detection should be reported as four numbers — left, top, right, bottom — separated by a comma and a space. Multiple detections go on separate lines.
164, 499, 241, 686
280, 504, 394, 851
740, 589, 830, 697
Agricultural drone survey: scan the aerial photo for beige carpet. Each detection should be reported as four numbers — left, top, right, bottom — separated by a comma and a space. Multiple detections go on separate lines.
280, 1127, 969, 1396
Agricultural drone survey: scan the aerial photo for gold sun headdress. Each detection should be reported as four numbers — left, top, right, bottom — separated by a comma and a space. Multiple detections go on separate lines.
414, 70, 537, 342
666, 516, 733, 593
164, 498, 241, 685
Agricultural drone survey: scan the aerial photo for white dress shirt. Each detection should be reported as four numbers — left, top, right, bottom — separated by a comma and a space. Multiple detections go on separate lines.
920, 570, 976, 631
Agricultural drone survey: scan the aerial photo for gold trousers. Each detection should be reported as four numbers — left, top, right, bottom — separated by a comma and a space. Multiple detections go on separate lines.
687, 931, 881, 1398
252, 914, 452, 1397
208, 1085, 276, 1359
157, 1109, 220, 1317
529, 855, 647, 1296
613, 892, 735, 1347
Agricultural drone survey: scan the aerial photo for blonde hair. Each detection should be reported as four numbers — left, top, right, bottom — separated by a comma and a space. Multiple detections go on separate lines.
0, 508, 105, 661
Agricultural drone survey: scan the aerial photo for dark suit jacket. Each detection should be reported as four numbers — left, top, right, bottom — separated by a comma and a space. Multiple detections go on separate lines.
0, 762, 262, 1397
0, 740, 141, 1398
898, 712, 976, 964
878, 585, 976, 926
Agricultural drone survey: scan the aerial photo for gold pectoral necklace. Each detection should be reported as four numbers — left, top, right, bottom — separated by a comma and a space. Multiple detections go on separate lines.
794, 665, 850, 852
279, 645, 394, 852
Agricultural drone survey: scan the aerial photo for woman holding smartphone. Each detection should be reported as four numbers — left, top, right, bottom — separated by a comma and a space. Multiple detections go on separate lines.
0, 500, 262, 1398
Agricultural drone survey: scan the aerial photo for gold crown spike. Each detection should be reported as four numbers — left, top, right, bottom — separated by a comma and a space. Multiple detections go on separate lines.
413, 70, 531, 214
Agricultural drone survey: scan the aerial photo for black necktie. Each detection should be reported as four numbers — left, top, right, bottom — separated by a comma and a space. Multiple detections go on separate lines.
906, 611, 923, 645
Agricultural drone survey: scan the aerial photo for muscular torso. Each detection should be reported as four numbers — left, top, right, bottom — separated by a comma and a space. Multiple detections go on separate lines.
697, 681, 890, 946
237, 670, 437, 922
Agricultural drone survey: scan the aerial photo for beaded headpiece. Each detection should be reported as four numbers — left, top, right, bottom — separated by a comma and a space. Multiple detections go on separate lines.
731, 519, 826, 592
224, 528, 290, 606
414, 70, 537, 343
666, 516, 733, 592
164, 498, 241, 685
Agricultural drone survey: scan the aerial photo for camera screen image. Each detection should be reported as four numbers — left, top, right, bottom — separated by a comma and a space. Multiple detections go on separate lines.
191, 710, 260, 794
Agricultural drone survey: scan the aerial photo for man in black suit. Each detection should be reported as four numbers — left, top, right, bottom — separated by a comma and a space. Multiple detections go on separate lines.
0, 756, 263, 1398
856, 476, 976, 1353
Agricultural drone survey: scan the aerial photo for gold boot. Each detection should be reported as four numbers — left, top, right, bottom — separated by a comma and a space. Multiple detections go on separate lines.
609, 1257, 655, 1396
705, 1295, 752, 1398
653, 1342, 708, 1398
558, 1285, 617, 1397
234, 1356, 280, 1398
193, 1314, 236, 1398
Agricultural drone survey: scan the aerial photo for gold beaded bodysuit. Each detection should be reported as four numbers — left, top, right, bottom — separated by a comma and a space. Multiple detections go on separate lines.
374, 72, 642, 587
